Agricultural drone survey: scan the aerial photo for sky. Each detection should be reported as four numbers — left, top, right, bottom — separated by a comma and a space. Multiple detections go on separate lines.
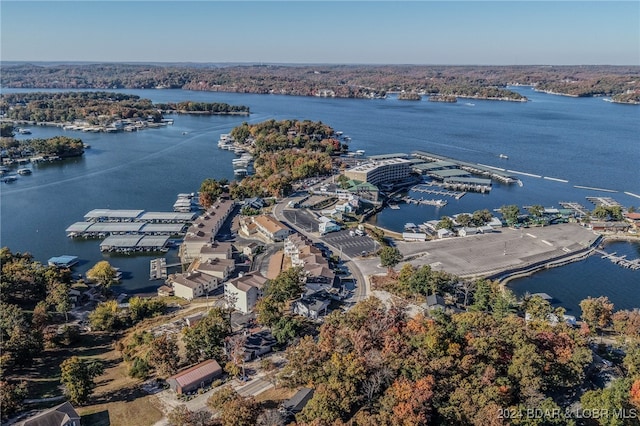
1, 1, 638, 65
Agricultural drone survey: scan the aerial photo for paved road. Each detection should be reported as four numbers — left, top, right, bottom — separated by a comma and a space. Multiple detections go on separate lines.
272, 199, 371, 302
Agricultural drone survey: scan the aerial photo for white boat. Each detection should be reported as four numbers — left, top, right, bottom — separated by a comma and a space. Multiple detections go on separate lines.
499, 154, 509, 159
17, 168, 32, 175
17, 128, 32, 134
234, 168, 248, 177
3, 175, 18, 183
355, 150, 365, 156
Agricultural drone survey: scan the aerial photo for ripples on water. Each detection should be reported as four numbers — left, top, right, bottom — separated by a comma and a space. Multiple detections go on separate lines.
1, 87, 638, 311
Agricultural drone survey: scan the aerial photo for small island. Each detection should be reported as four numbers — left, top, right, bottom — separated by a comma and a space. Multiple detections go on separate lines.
0, 92, 250, 133
428, 94, 458, 103
397, 92, 422, 101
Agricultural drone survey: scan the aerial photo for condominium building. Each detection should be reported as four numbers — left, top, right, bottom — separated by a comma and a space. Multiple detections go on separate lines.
344, 158, 412, 186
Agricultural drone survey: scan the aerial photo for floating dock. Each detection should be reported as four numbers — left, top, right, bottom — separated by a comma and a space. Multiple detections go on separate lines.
586, 197, 621, 207
150, 258, 168, 280
100, 235, 170, 253
412, 150, 518, 184
411, 184, 465, 199
597, 250, 640, 270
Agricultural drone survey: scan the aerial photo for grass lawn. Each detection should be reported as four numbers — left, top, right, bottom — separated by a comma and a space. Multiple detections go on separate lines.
78, 394, 163, 426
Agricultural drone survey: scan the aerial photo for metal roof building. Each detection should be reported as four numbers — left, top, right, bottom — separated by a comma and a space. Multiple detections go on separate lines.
137, 212, 198, 223
140, 223, 186, 235
166, 359, 222, 394
84, 209, 144, 222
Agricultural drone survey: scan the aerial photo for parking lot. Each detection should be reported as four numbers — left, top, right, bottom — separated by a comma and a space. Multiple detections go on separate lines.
282, 209, 318, 233
321, 229, 379, 259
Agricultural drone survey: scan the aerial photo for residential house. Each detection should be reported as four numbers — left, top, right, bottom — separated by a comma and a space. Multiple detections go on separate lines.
167, 359, 223, 394
224, 272, 268, 313
318, 217, 341, 235
19, 401, 81, 426
157, 285, 174, 297
199, 241, 233, 261
293, 293, 330, 320
252, 215, 291, 242
168, 271, 218, 300
243, 330, 277, 361
193, 257, 235, 281
423, 294, 447, 312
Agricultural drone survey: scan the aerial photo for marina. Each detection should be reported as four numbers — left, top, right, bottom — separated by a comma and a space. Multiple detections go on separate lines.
99, 235, 170, 253
410, 183, 466, 199
403, 196, 448, 207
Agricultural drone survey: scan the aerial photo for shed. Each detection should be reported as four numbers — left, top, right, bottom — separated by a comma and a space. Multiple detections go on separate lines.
166, 359, 222, 394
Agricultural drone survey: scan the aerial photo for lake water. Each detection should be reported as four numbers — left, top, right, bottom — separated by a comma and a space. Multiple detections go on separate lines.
1, 87, 638, 313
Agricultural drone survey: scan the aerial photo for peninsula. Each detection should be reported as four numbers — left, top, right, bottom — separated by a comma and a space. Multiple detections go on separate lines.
0, 91, 250, 132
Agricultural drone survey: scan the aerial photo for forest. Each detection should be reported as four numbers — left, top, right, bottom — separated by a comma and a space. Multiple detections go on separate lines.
2, 63, 638, 103
223, 119, 341, 199
0, 91, 249, 126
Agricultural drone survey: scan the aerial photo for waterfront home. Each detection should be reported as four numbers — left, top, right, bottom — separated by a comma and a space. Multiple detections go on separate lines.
18, 401, 81, 426
167, 359, 222, 394
224, 272, 268, 313
157, 285, 174, 297
168, 271, 218, 300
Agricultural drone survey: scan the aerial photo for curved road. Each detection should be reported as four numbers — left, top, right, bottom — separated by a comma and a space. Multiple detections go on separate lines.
272, 198, 370, 303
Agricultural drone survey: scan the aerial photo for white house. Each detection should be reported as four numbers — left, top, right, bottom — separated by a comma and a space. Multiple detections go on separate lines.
318, 217, 340, 235
224, 272, 268, 313
252, 215, 291, 242
169, 271, 218, 300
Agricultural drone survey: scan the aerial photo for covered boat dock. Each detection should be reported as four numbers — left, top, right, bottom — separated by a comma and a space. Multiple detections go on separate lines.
100, 235, 169, 253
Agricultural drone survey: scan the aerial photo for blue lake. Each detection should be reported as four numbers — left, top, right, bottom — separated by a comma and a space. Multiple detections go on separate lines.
1, 87, 638, 313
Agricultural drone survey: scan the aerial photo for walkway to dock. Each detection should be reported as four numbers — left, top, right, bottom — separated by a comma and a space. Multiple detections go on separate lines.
559, 201, 589, 217
150, 258, 168, 280
596, 250, 640, 270
411, 184, 465, 199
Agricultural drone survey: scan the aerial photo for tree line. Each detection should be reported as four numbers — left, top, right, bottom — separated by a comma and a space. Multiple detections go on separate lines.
0, 91, 249, 125
3, 63, 637, 102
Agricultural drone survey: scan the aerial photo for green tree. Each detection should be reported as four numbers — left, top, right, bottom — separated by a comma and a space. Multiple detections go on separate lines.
265, 267, 306, 303
580, 296, 614, 336
0, 380, 27, 421
88, 300, 120, 331
60, 356, 103, 405
0, 123, 15, 138
199, 178, 224, 209
47, 282, 71, 322
379, 246, 402, 271
580, 378, 636, 426
500, 204, 520, 224
456, 213, 472, 227
436, 216, 455, 231
528, 204, 545, 218
86, 260, 117, 295
592, 205, 610, 220
182, 307, 231, 364
148, 334, 180, 376
337, 174, 350, 189
272, 316, 301, 344
523, 294, 553, 322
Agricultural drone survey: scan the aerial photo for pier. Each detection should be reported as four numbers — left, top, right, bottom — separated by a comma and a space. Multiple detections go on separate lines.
559, 201, 589, 217
597, 250, 640, 270
411, 184, 465, 199
586, 197, 621, 208
403, 196, 448, 207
